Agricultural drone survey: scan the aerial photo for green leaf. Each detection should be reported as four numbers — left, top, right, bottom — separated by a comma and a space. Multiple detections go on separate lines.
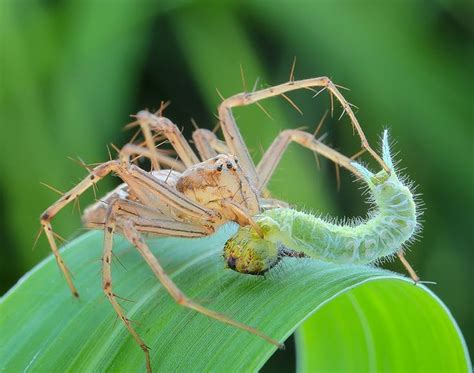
0, 229, 470, 372
296, 282, 471, 372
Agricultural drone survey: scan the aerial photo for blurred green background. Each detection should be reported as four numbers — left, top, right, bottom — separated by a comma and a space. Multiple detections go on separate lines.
1, 0, 472, 366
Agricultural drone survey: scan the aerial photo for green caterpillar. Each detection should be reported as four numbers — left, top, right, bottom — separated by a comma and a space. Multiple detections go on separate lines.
223, 131, 421, 275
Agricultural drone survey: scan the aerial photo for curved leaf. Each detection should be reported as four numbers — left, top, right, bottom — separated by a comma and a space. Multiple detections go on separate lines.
296, 281, 471, 372
0, 228, 470, 372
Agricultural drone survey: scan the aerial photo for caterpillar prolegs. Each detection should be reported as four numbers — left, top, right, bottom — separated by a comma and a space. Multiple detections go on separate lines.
223, 131, 421, 276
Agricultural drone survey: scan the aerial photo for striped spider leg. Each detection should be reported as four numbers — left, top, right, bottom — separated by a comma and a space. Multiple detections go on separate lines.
217, 76, 390, 189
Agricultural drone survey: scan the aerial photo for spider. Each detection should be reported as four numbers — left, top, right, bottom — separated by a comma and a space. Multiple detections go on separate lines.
40, 77, 393, 372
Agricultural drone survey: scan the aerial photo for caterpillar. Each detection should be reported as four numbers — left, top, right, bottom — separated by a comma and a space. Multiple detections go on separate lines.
223, 130, 421, 275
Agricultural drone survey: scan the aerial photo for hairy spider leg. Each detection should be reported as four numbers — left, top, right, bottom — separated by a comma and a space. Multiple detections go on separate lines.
101, 197, 218, 373
221, 200, 263, 237
109, 215, 283, 372
134, 110, 201, 169
41, 161, 119, 297
84, 196, 211, 237
256, 129, 360, 191
102, 202, 152, 373
120, 143, 186, 173
40, 150, 221, 297
192, 128, 229, 161
218, 77, 389, 189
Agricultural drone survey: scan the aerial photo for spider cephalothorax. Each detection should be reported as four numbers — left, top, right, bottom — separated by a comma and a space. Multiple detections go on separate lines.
176, 154, 260, 219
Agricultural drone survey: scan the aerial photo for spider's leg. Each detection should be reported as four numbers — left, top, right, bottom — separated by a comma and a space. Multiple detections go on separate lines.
102, 202, 152, 373
218, 77, 389, 182
102, 199, 213, 373
41, 146, 215, 298
120, 220, 284, 351
40, 160, 122, 297
217, 99, 258, 187
121, 164, 220, 225
397, 251, 420, 283
99, 198, 212, 237
221, 200, 263, 237
135, 111, 200, 168
82, 179, 190, 230
192, 128, 229, 161
256, 129, 360, 191
121, 143, 186, 172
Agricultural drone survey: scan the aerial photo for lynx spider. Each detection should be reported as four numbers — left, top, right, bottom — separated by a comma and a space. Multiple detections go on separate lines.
40, 77, 415, 372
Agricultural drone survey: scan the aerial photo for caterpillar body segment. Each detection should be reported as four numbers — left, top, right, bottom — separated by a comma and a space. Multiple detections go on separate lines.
223, 131, 419, 275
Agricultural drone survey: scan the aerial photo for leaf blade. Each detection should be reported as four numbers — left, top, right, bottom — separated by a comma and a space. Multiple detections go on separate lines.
0, 229, 470, 372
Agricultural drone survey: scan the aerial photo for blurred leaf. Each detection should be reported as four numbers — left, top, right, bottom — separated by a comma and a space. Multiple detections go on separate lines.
0, 0, 159, 275
0, 229, 470, 371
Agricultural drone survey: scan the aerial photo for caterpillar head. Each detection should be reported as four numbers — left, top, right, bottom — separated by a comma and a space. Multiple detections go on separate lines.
223, 216, 308, 275
223, 227, 280, 275
224, 216, 284, 274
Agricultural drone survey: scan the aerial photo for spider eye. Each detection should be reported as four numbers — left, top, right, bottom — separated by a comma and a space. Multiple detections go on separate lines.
234, 158, 239, 164
216, 164, 223, 171
226, 161, 233, 169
